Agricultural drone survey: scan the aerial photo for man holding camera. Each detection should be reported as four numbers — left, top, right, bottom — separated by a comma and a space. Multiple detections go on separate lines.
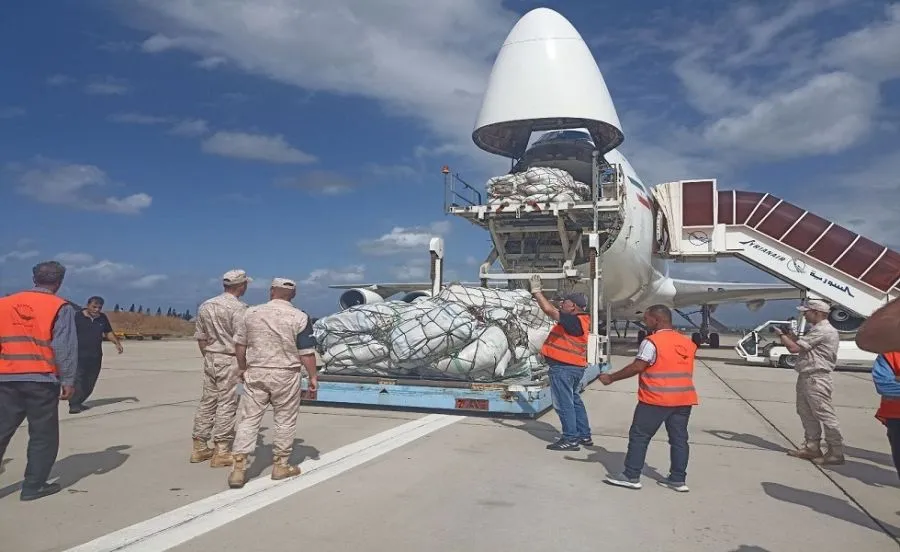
773, 299, 844, 465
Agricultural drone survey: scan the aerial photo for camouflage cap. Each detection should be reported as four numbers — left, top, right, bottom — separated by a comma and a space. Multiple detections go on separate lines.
223, 269, 252, 285
797, 299, 831, 313
271, 277, 296, 290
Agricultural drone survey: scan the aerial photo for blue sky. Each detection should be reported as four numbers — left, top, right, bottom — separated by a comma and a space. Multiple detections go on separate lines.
1, 0, 898, 325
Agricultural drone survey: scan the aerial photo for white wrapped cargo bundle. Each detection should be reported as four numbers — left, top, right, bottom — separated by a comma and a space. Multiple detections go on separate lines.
311, 285, 555, 382
485, 166, 590, 205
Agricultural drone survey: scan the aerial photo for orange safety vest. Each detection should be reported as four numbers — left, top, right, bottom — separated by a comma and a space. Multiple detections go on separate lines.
876, 352, 900, 423
541, 313, 591, 367
638, 330, 699, 407
0, 290, 68, 375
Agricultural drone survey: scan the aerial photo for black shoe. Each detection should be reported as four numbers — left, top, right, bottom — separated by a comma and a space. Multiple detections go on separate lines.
69, 404, 85, 414
20, 482, 61, 501
579, 437, 594, 446
546, 439, 581, 451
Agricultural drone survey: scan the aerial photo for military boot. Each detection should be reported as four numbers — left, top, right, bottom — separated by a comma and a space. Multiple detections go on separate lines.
228, 454, 248, 488
209, 441, 234, 468
271, 455, 301, 480
190, 438, 214, 463
813, 444, 845, 465
787, 441, 823, 460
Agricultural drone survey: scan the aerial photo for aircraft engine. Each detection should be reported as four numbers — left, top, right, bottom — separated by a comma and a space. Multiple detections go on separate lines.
745, 299, 766, 312
827, 306, 865, 333
338, 288, 385, 310
399, 290, 431, 303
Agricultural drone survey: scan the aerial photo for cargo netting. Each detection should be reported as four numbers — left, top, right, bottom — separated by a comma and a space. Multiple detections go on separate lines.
486, 166, 591, 204
312, 285, 554, 382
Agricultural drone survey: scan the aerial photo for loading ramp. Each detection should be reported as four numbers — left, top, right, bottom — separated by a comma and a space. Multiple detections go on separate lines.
653, 180, 900, 318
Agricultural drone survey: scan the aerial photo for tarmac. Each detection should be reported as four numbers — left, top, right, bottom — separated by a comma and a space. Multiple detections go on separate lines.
0, 336, 897, 552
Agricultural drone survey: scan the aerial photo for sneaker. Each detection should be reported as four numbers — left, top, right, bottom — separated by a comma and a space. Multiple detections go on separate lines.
579, 436, 594, 446
604, 473, 642, 489
657, 479, 689, 492
20, 482, 62, 501
546, 438, 581, 451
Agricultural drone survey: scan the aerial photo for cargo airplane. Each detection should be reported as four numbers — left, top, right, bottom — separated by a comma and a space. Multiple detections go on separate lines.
328, 7, 861, 348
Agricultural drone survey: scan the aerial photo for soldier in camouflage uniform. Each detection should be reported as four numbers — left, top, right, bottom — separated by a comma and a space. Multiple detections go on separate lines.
774, 299, 845, 465
228, 278, 319, 488
190, 269, 251, 467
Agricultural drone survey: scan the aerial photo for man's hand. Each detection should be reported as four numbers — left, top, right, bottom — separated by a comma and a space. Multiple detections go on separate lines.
529, 274, 542, 294
59, 385, 74, 400
599, 374, 613, 386
308, 374, 318, 392
115, 342, 124, 354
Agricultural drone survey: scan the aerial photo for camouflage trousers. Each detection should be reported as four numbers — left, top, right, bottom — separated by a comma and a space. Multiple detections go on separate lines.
191, 352, 240, 443
796, 372, 843, 447
232, 367, 302, 458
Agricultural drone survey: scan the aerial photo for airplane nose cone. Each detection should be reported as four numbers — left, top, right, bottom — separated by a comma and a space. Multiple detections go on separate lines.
472, 8, 624, 159
502, 7, 582, 44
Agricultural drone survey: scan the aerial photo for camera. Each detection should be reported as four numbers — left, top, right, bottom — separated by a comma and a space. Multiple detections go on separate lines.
768, 324, 791, 334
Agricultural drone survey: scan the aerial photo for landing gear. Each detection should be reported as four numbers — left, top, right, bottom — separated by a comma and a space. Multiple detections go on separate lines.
676, 304, 722, 349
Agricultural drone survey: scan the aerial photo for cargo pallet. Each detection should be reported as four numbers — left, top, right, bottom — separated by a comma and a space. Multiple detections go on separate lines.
299, 362, 605, 418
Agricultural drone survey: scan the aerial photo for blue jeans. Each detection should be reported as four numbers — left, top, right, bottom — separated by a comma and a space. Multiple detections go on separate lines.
623, 402, 692, 483
549, 363, 591, 442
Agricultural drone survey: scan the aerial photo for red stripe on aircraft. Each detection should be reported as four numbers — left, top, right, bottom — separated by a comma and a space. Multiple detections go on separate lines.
637, 194, 652, 210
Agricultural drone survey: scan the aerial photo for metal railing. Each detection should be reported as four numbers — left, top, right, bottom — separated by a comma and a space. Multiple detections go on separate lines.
442, 166, 482, 211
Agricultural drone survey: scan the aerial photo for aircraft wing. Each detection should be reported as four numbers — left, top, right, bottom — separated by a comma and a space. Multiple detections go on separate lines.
670, 279, 802, 308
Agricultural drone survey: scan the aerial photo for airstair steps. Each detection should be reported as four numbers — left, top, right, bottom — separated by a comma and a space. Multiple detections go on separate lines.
653, 180, 899, 318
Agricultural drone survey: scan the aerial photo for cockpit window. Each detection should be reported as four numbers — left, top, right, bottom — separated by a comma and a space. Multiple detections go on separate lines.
534, 130, 593, 144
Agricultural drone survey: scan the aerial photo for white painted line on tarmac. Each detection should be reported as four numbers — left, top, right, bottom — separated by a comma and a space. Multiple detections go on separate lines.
64, 413, 464, 552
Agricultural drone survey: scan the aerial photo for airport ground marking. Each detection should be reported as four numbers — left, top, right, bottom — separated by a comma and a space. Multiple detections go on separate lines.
64, 413, 464, 552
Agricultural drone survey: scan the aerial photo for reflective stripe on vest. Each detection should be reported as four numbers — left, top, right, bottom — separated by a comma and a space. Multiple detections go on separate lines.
876, 352, 900, 421
0, 291, 67, 375
541, 314, 590, 367
638, 330, 699, 407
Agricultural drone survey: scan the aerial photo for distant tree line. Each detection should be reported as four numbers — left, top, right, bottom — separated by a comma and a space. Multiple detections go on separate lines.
112, 303, 192, 320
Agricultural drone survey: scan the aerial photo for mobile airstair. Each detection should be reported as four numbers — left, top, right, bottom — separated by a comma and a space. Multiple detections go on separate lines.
653, 180, 899, 320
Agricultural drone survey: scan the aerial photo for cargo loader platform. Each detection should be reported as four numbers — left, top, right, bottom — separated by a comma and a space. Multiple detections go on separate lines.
298, 363, 604, 418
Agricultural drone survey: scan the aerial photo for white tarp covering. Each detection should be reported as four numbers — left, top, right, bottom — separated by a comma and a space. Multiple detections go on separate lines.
312, 285, 553, 381
486, 166, 591, 204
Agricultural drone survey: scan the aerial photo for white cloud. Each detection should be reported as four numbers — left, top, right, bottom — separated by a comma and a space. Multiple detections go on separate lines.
168, 118, 209, 137
55, 252, 96, 265
196, 56, 228, 69
201, 131, 316, 164
390, 258, 430, 281
10, 158, 152, 215
130, 274, 170, 289
276, 170, 354, 195
84, 76, 130, 95
300, 266, 366, 286
823, 3, 900, 83
65, 257, 168, 290
0, 250, 39, 264
108, 112, 173, 125
46, 74, 73, 86
358, 221, 450, 255
702, 72, 880, 158
119, 0, 518, 159
0, 106, 26, 119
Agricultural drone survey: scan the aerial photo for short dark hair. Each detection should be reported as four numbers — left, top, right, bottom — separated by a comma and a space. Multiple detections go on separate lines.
32, 261, 66, 286
646, 304, 672, 322
87, 296, 104, 306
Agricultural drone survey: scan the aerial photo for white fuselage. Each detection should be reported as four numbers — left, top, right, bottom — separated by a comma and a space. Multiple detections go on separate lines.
526, 145, 676, 319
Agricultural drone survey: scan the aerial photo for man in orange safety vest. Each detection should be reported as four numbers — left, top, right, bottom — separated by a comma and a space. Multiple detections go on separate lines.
599, 304, 698, 492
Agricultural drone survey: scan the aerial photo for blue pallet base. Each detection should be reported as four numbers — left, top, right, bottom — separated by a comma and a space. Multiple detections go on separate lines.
299, 362, 607, 418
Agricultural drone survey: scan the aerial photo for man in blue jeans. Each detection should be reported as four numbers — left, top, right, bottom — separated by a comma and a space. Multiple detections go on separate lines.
530, 275, 592, 451
599, 305, 698, 492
